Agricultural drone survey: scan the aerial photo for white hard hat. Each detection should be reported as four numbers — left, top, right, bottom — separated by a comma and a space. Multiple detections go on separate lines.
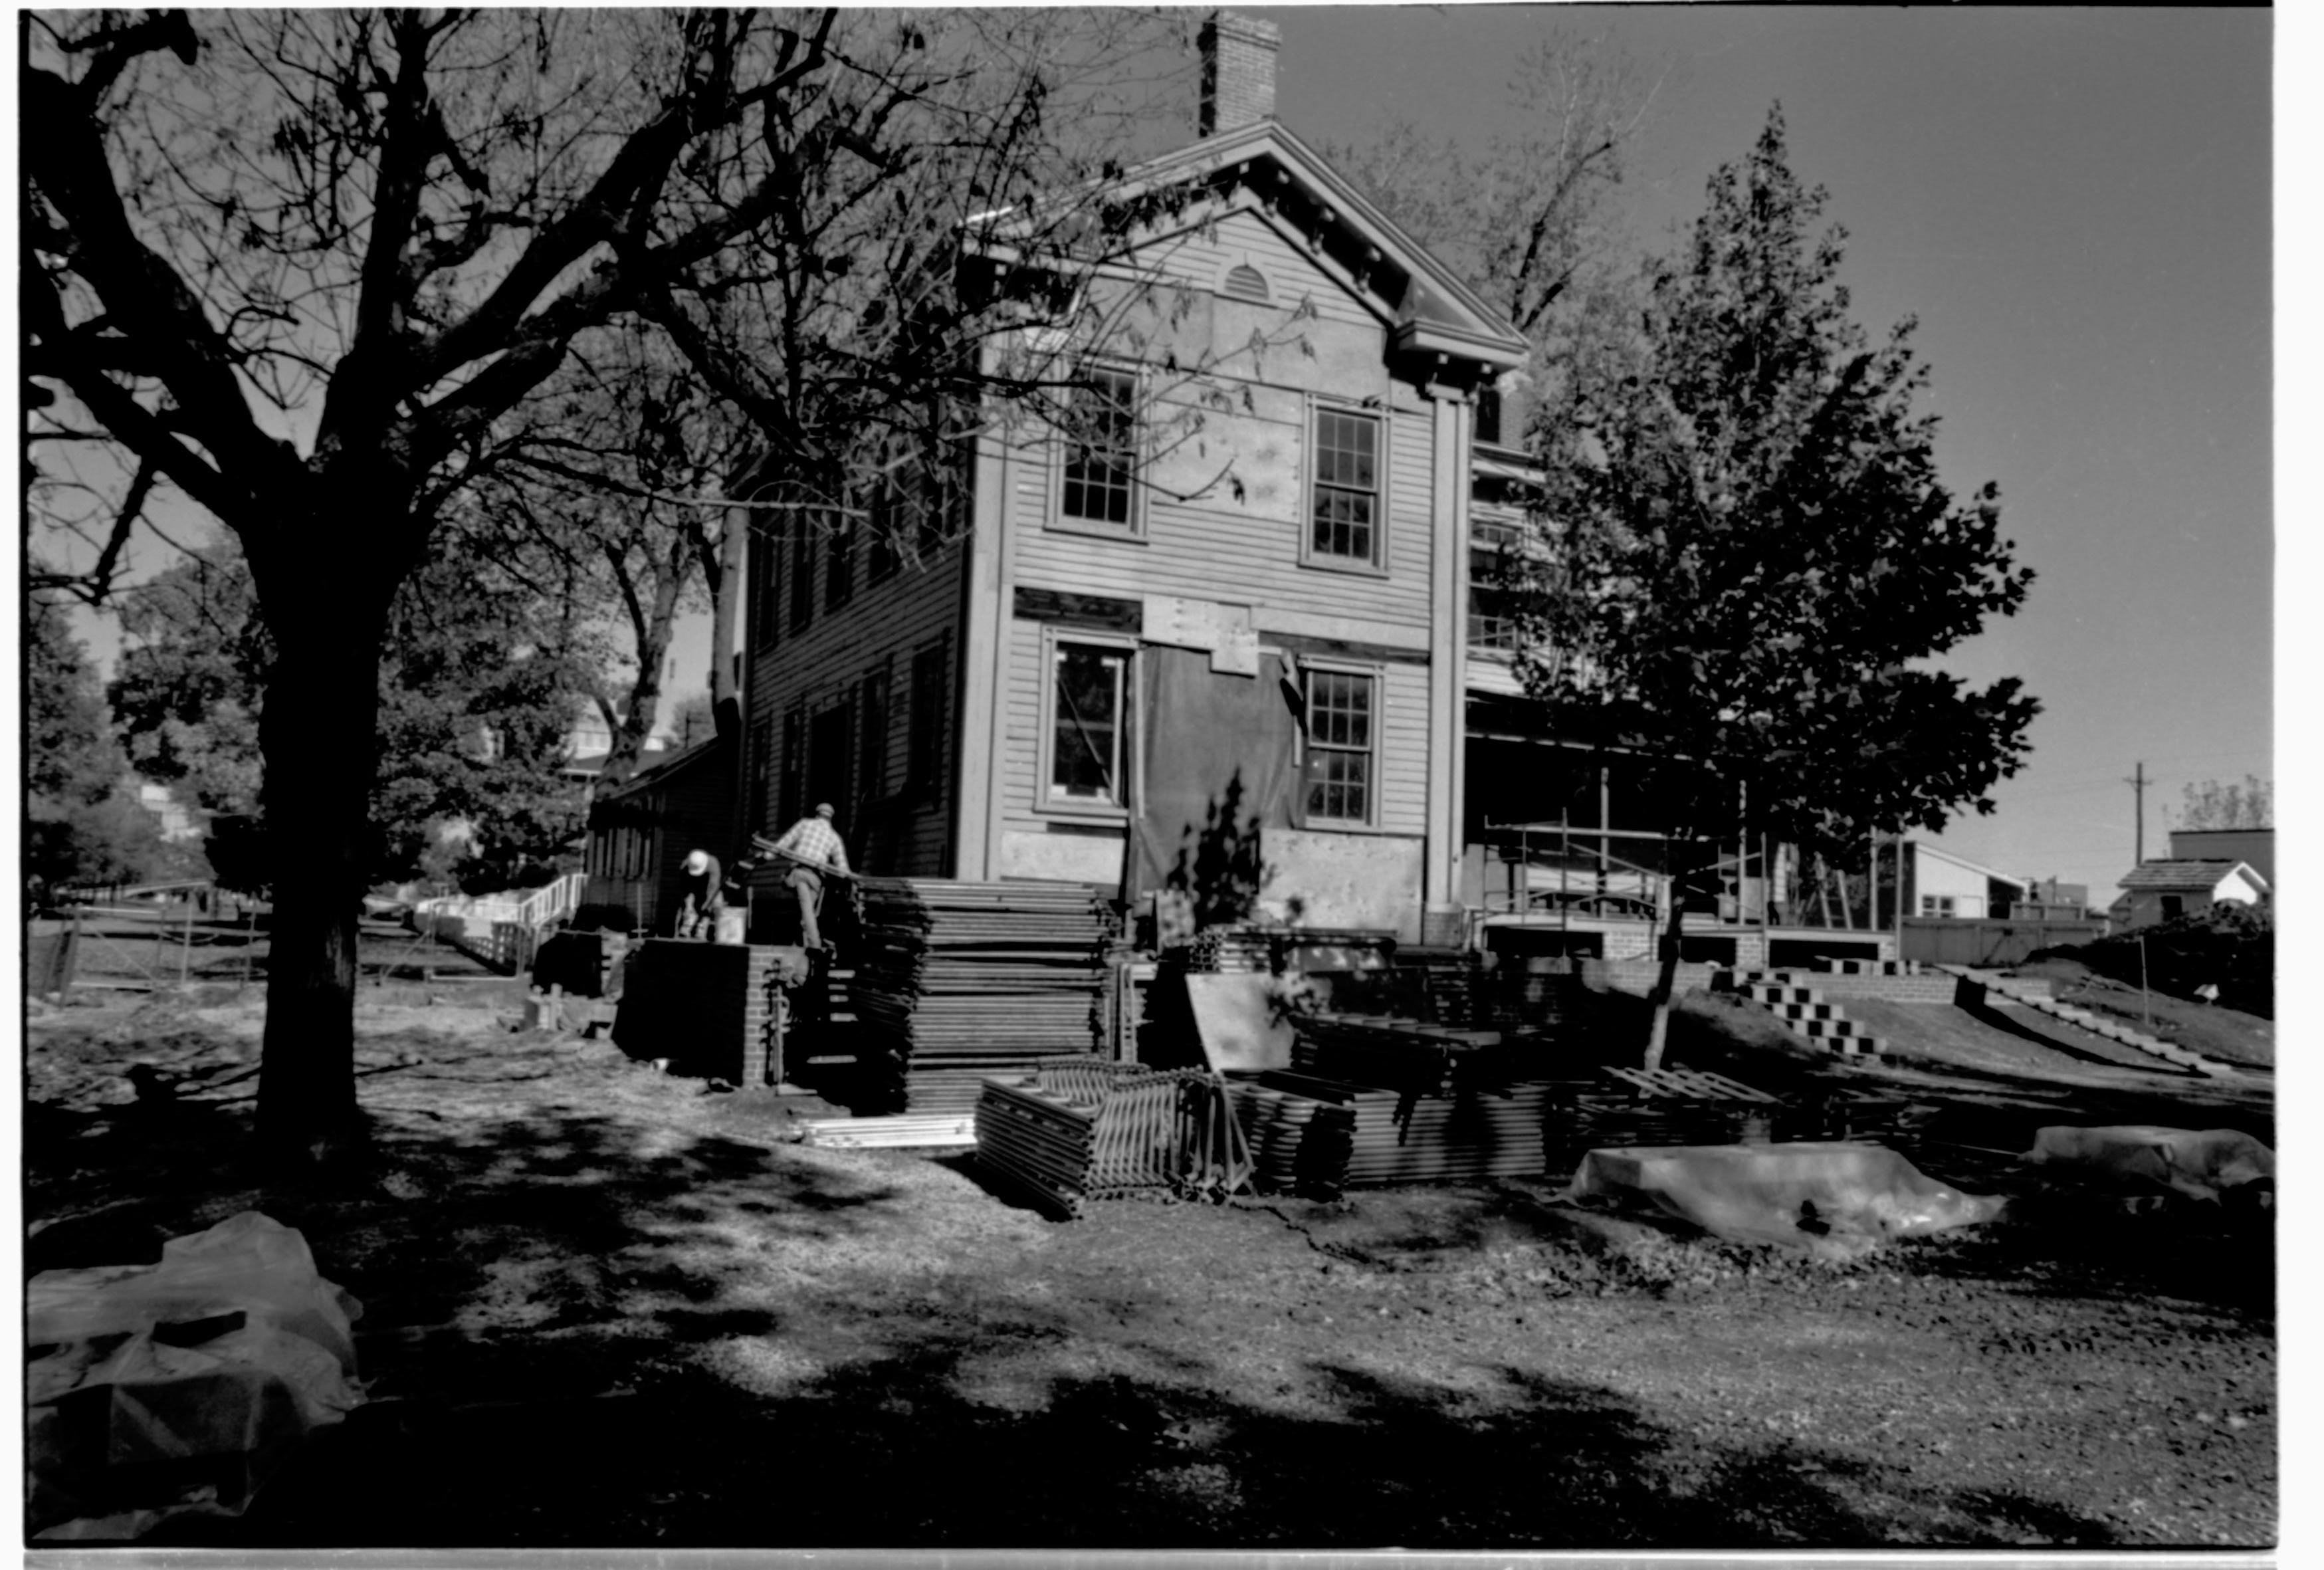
683, 849, 709, 874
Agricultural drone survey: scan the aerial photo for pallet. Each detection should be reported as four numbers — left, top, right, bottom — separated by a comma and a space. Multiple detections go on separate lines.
1598, 1066, 1781, 1103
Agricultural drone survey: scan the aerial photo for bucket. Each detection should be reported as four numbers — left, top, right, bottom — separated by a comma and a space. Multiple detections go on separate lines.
714, 907, 748, 946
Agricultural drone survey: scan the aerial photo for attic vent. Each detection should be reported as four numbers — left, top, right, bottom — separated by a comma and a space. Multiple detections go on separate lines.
1221, 261, 1271, 302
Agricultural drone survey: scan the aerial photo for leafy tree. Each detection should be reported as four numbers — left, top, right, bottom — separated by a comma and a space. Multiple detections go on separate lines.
26, 589, 167, 888
108, 542, 270, 817
370, 530, 597, 889
27, 9, 1191, 1166
2174, 775, 2271, 832
1509, 108, 2039, 1066
669, 691, 720, 751
110, 531, 595, 892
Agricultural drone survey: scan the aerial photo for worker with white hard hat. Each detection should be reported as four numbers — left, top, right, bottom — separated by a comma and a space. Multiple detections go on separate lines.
675, 847, 724, 940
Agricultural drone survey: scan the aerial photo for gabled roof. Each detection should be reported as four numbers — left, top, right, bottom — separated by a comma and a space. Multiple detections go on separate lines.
2118, 859, 2270, 893
591, 734, 728, 804
977, 119, 1529, 378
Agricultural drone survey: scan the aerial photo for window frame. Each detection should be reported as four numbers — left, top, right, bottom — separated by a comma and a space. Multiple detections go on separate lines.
905, 637, 950, 802
747, 519, 782, 652
824, 510, 855, 612
788, 521, 817, 634
1048, 360, 1149, 541
1036, 627, 1138, 822
1300, 396, 1389, 576
1467, 514, 1523, 654
1298, 659, 1382, 830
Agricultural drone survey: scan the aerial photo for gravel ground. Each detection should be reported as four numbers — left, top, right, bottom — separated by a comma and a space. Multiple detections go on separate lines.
23, 985, 2277, 1550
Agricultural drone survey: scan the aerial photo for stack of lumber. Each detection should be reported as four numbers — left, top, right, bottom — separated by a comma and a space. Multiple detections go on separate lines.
851, 879, 1118, 1113
797, 1113, 976, 1151
974, 1058, 1202, 1219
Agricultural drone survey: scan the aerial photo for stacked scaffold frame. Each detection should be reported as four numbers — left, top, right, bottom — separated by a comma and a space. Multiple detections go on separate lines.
851, 878, 1118, 1113
974, 1058, 1217, 1220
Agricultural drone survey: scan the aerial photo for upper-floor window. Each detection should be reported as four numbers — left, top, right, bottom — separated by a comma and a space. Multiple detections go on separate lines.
789, 524, 816, 633
1310, 407, 1380, 566
1059, 365, 1140, 530
825, 516, 855, 612
1469, 518, 1521, 652
1919, 894, 1957, 918
749, 522, 782, 651
1303, 667, 1376, 826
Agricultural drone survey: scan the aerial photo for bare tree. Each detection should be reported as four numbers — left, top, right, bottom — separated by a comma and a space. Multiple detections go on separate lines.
1323, 29, 1661, 421
23, 7, 1198, 1167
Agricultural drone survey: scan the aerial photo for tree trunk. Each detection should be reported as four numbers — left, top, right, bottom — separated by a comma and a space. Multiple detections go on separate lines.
709, 499, 745, 736
1642, 847, 1699, 1071
253, 590, 391, 1170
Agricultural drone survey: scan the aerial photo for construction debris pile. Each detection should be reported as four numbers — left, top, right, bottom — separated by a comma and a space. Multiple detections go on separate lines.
851, 879, 1119, 1113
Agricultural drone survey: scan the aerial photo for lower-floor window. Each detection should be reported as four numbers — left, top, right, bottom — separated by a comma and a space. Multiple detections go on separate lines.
1919, 894, 1957, 917
1050, 641, 1129, 806
1303, 667, 1375, 826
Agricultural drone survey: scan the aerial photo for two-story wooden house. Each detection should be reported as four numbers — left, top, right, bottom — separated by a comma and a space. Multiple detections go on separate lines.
736, 13, 1527, 945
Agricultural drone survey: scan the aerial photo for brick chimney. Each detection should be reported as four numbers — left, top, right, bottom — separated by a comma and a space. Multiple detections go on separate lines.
1199, 11, 1280, 137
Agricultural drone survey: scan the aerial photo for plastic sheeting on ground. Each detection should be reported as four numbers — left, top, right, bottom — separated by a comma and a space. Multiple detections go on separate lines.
26, 1210, 366, 1541
1561, 1141, 2008, 1259
2022, 1125, 2275, 1202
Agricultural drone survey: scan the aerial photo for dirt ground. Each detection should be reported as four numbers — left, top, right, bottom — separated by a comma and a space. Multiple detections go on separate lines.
22, 982, 2277, 1550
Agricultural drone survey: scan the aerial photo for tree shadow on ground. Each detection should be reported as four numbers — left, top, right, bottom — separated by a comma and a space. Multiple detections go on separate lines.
201, 1256, 2136, 1551
25, 1043, 2252, 1551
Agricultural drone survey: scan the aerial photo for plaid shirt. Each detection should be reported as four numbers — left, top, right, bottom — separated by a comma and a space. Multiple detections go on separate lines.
773, 814, 850, 875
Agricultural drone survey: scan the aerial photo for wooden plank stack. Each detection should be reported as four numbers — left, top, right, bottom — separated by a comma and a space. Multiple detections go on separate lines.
797, 1113, 976, 1150
851, 878, 1118, 1113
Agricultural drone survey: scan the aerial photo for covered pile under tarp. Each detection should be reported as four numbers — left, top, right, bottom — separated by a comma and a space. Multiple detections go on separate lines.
2022, 1125, 2275, 1201
853, 878, 1119, 1113
26, 1211, 366, 1541
1562, 1142, 2007, 1258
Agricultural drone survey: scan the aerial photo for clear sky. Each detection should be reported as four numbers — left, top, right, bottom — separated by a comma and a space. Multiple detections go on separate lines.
1243, 3, 2272, 903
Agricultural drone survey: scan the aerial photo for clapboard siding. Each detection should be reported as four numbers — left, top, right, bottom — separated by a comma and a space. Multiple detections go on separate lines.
993, 616, 1428, 842
1140, 204, 1387, 332
1007, 395, 1437, 634
744, 530, 964, 877
998, 616, 1047, 831
1376, 661, 1430, 837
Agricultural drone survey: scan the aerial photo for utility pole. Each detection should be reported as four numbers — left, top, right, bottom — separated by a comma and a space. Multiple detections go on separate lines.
2125, 760, 2147, 866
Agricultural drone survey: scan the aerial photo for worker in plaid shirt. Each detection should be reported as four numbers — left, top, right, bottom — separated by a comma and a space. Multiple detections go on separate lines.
771, 802, 849, 951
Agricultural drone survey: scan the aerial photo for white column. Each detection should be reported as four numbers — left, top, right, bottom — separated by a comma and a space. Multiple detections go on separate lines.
952, 407, 1011, 881
1423, 380, 1470, 921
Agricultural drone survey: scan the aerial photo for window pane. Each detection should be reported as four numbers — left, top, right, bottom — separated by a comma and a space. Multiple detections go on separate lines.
1310, 410, 1380, 562
1052, 645, 1124, 802
1303, 671, 1374, 823
1063, 368, 1138, 526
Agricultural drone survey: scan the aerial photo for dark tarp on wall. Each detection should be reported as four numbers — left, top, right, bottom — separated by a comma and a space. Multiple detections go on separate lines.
1128, 645, 1304, 916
